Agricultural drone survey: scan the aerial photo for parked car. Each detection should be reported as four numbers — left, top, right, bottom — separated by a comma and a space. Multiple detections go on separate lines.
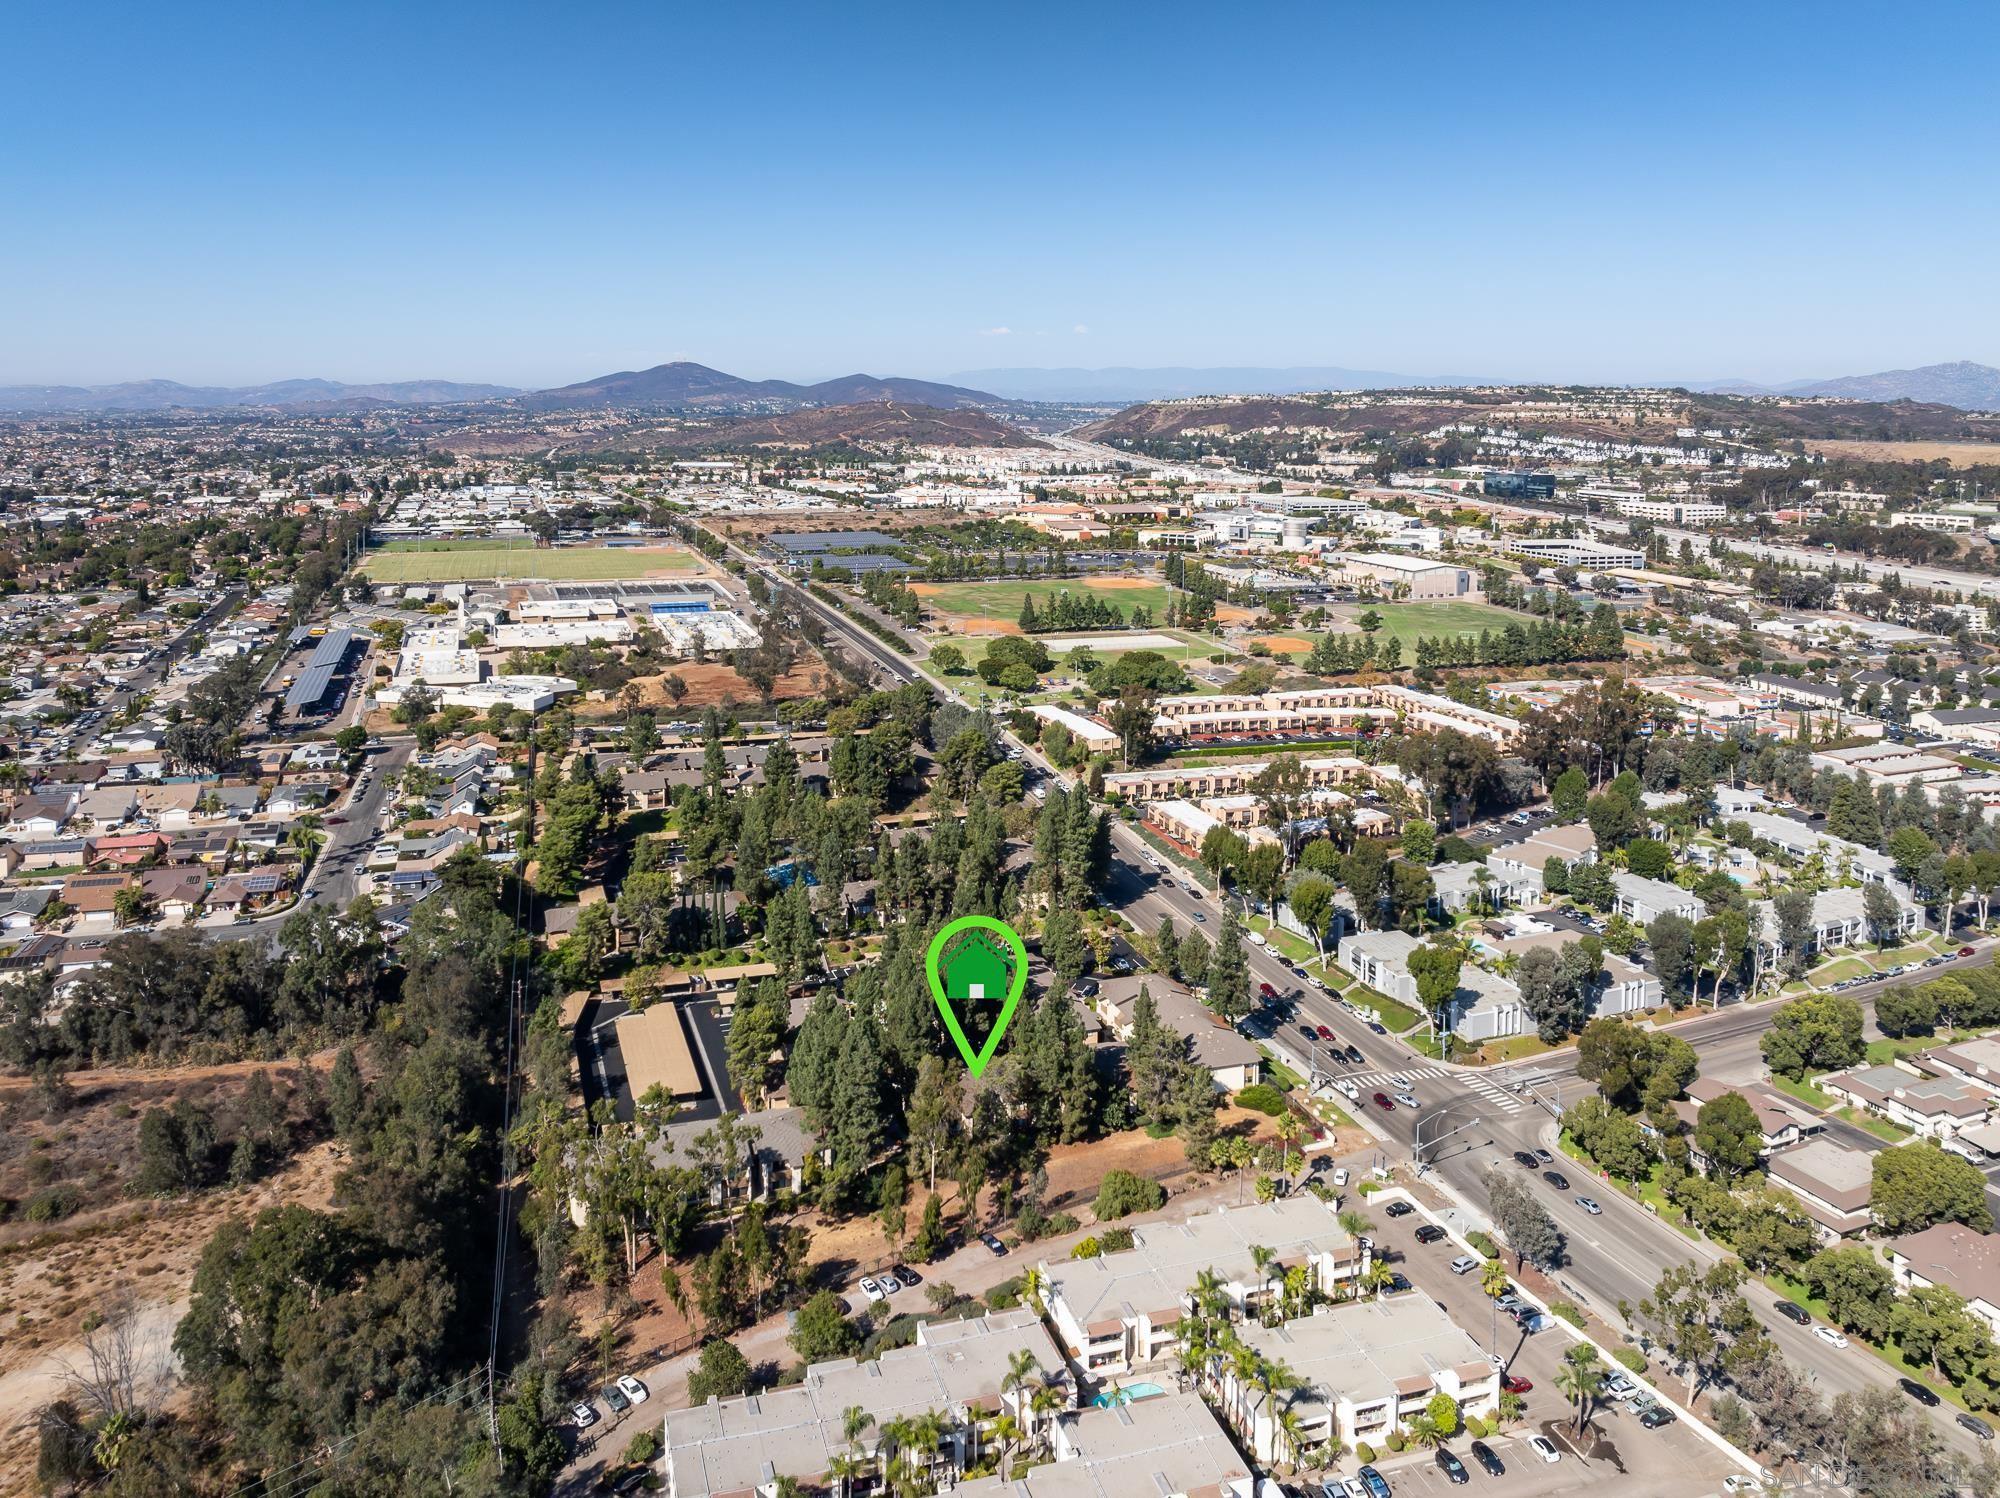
1542, 1170, 1570, 1191
1512, 1150, 1539, 1169
571, 1401, 598, 1428
1899, 1377, 1941, 1407
1501, 1373, 1533, 1394
1604, 1374, 1638, 1400
1320, 1482, 1356, 1498
1722, 1477, 1762, 1493
1357, 1465, 1391, 1498
1449, 1255, 1481, 1275
1368, 1022, 1388, 1034
1384, 1200, 1414, 1218
1962, 946, 1978, 957
980, 1232, 1008, 1256
1774, 1300, 1810, 1326
615, 1375, 648, 1405
1259, 982, 1278, 999
893, 1264, 921, 1287
1435, 1449, 1469, 1485
1533, 1148, 1553, 1165
1575, 1196, 1603, 1215
1415, 1224, 1447, 1244
1331, 1167, 1350, 1188
602, 1383, 631, 1416
1527, 1435, 1561, 1464
859, 1276, 886, 1301
1639, 1405, 1676, 1429
1470, 1440, 1505, 1477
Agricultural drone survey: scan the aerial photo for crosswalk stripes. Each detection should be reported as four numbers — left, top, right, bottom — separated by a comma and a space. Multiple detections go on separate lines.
1332, 1062, 1528, 1113
1458, 1071, 1527, 1114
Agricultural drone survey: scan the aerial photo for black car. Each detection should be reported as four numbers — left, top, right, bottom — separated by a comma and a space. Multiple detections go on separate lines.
1899, 1377, 1941, 1407
1542, 1169, 1571, 1191
1299, 1025, 1318, 1044
1470, 1440, 1504, 1477
1774, 1300, 1810, 1326
1345, 1045, 1366, 1065
1512, 1150, 1539, 1170
1384, 1200, 1415, 1218
1434, 1449, 1469, 1485
980, 1232, 1008, 1257
1414, 1224, 1448, 1244
892, 1263, 922, 1288
1387, 1272, 1412, 1293
1639, 1405, 1676, 1429
1960, 1412, 1995, 1441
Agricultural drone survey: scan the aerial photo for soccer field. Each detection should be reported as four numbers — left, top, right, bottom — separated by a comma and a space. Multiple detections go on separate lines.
910, 576, 1170, 624
1337, 601, 1532, 654
361, 546, 703, 583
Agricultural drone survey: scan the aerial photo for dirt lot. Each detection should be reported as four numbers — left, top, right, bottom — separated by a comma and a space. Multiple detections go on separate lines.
1808, 438, 2000, 466
0, 1060, 342, 1491
605, 659, 832, 713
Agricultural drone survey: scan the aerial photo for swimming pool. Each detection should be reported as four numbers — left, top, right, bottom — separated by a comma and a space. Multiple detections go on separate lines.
1090, 1381, 1167, 1408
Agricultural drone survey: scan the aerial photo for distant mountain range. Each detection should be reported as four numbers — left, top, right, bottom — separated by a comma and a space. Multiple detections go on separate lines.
944, 365, 1447, 403
1691, 360, 2000, 411
0, 377, 521, 414
519, 361, 999, 412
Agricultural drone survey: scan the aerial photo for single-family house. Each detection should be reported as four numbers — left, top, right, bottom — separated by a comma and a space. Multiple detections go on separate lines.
1091, 974, 1263, 1092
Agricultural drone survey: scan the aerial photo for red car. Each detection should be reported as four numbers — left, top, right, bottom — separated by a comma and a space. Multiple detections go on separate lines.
1317, 1025, 1335, 1042
1373, 1092, 1394, 1111
1961, 946, 1977, 957
1259, 982, 1278, 999
1502, 1373, 1533, 1394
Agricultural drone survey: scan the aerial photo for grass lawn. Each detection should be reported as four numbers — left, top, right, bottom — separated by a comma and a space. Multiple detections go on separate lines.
1259, 1049, 1305, 1091
1840, 1105, 1914, 1142
1478, 1034, 1556, 1065
913, 577, 1172, 624
1346, 983, 1424, 1034
927, 630, 1228, 706
1247, 915, 1317, 964
1869, 943, 1938, 971
1808, 956, 1873, 986
1865, 1036, 1936, 1066
1768, 1072, 1834, 1110
362, 544, 700, 582
378, 537, 535, 552
1329, 601, 1541, 657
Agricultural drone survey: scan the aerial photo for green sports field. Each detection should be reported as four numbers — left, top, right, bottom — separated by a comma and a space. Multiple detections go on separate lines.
910, 576, 1170, 624
361, 545, 703, 583
1334, 601, 1535, 655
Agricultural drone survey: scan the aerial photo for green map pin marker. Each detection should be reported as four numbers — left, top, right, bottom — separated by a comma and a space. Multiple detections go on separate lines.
926, 915, 1029, 1078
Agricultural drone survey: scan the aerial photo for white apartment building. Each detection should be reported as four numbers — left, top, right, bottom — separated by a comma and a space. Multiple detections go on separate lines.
1614, 497, 1729, 525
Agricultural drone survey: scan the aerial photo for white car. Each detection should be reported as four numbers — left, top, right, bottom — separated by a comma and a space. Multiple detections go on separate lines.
1814, 1325, 1850, 1349
859, 1276, 886, 1302
616, 1375, 649, 1405
1603, 1374, 1638, 1399
571, 1401, 598, 1428
1331, 1167, 1351, 1188
1336, 1080, 1360, 1101
1527, 1434, 1561, 1464
1395, 1092, 1419, 1109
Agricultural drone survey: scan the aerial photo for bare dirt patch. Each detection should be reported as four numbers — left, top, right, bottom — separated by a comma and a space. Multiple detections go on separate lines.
597, 659, 832, 714
1249, 635, 1312, 654
949, 618, 1023, 637
1086, 576, 1156, 591
1215, 603, 1259, 625
1807, 439, 2000, 467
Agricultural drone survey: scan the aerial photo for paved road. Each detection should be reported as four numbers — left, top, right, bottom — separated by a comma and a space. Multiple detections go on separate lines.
776, 543, 1997, 1462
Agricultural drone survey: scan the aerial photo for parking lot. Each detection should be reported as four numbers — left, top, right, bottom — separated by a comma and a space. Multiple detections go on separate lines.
1328, 1175, 1748, 1498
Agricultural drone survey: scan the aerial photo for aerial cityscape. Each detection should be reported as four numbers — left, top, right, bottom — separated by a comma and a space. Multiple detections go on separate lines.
7, 5, 2000, 1498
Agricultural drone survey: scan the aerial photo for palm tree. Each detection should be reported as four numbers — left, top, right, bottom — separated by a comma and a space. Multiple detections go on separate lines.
1472, 865, 1496, 914
1249, 1243, 1278, 1298
988, 1412, 1021, 1480
1407, 1413, 1445, 1449
1029, 1386, 1063, 1454
1555, 1344, 1601, 1433
1274, 1115, 1303, 1176
1022, 1266, 1049, 1314
1275, 1405, 1311, 1474
827, 1451, 866, 1498
1480, 1260, 1509, 1300
1360, 1260, 1394, 1300
288, 811, 327, 869
1192, 1266, 1227, 1321
1337, 1210, 1372, 1240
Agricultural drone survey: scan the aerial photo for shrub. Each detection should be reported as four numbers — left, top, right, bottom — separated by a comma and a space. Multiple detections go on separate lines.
1465, 1230, 1500, 1259
1551, 1300, 1586, 1329
1384, 1429, 1406, 1453
1463, 1415, 1489, 1439
1354, 1443, 1376, 1464
1094, 1170, 1166, 1221
1099, 1227, 1135, 1253
984, 1276, 1025, 1311
24, 1185, 83, 1223
1072, 1237, 1102, 1260
1613, 1347, 1647, 1374
861, 1314, 921, 1358
623, 1429, 660, 1465
684, 1339, 751, 1405
1045, 1211, 1080, 1237
1235, 1083, 1289, 1116
1357, 1180, 1382, 1195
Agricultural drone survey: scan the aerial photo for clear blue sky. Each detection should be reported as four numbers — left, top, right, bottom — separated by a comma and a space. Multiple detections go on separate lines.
6, 0, 1997, 389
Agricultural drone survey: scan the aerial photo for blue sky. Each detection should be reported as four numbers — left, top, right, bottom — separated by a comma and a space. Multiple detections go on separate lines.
4, 1, 1996, 389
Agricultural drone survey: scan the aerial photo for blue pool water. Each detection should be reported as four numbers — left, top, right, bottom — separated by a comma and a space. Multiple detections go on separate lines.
1091, 1381, 1167, 1408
